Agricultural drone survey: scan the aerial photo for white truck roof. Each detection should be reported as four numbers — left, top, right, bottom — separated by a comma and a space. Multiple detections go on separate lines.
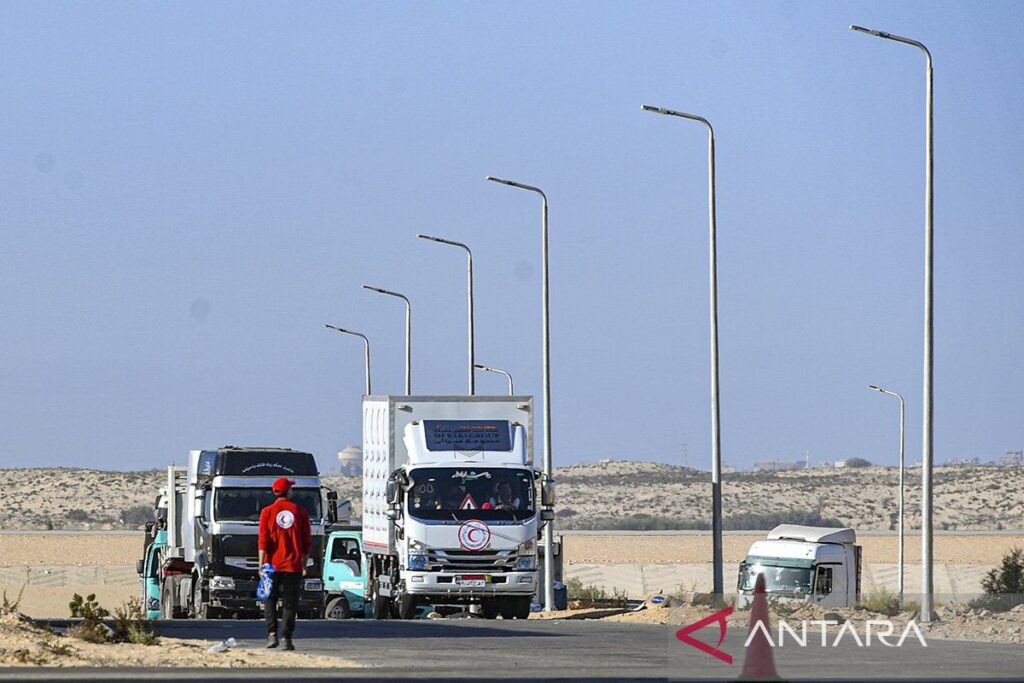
766, 524, 856, 544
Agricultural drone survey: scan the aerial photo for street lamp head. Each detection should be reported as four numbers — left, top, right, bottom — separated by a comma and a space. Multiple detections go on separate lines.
641, 104, 669, 115
417, 234, 443, 243
361, 284, 386, 294
486, 175, 516, 186
850, 24, 890, 39
868, 385, 883, 392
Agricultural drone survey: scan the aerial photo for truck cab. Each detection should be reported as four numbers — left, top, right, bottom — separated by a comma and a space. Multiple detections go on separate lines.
737, 525, 862, 608
323, 529, 368, 619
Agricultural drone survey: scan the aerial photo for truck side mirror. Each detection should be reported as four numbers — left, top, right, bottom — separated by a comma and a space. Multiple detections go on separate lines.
540, 479, 555, 508
540, 509, 555, 522
386, 508, 400, 521
136, 559, 144, 575
328, 500, 338, 524
386, 479, 400, 505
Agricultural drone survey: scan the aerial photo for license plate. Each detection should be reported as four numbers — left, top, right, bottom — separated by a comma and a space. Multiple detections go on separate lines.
456, 575, 488, 588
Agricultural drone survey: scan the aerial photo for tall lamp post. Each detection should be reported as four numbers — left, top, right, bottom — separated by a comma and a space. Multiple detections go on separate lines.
418, 234, 475, 395
325, 325, 372, 395
869, 384, 905, 606
642, 104, 725, 600
362, 285, 412, 395
485, 175, 554, 613
851, 24, 934, 621
475, 363, 514, 396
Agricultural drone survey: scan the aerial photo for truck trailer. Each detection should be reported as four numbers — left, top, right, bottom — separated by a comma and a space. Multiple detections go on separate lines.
151, 446, 334, 619
362, 395, 551, 620
737, 524, 862, 608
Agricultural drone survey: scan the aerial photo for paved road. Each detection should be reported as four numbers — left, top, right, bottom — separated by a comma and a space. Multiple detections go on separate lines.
14, 617, 1024, 681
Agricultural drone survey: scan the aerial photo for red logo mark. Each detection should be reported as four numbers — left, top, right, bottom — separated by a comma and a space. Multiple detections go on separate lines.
675, 605, 733, 665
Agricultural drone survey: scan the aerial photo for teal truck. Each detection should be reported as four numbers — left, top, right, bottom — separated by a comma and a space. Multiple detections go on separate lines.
322, 528, 369, 619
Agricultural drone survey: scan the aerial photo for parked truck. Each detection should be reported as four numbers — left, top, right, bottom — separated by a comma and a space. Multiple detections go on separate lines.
362, 395, 552, 620
737, 524, 862, 608
151, 446, 335, 619
323, 527, 369, 619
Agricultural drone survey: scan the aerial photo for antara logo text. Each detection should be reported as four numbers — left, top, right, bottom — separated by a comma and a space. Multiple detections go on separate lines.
676, 606, 928, 665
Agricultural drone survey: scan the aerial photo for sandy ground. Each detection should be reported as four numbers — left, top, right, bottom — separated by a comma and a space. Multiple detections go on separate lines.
0, 613, 358, 668
562, 533, 1022, 566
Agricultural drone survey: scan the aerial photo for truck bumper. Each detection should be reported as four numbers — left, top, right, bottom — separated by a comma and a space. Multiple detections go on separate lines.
403, 570, 536, 597
210, 589, 324, 613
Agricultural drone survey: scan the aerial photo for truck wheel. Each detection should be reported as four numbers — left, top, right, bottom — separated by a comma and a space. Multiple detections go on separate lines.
396, 592, 418, 620
160, 584, 176, 619
192, 582, 216, 620
325, 596, 351, 620
511, 596, 532, 620
371, 579, 391, 620
481, 598, 500, 620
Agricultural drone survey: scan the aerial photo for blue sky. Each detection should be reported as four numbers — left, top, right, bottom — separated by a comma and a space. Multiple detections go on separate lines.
0, 1, 1021, 471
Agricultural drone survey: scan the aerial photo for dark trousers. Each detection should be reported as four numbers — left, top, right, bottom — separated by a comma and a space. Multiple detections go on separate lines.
264, 571, 302, 638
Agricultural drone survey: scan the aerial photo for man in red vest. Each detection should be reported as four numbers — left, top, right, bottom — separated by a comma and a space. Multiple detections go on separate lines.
258, 476, 312, 650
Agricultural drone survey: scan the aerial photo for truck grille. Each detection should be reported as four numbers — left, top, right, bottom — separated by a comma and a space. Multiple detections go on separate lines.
427, 549, 514, 571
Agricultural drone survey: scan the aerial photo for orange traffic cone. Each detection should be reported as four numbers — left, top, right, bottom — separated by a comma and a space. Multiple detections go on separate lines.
738, 573, 781, 681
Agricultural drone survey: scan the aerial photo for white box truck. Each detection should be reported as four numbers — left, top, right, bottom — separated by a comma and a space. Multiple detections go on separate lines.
362, 395, 551, 619
737, 525, 862, 608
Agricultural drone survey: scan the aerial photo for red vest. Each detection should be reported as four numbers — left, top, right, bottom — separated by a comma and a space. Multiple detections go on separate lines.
258, 498, 312, 573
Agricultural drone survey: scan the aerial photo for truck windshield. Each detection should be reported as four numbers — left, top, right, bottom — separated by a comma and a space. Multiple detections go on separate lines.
740, 563, 813, 594
213, 488, 322, 523
407, 468, 535, 522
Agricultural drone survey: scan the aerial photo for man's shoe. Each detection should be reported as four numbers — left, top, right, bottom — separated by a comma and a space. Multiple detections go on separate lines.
283, 638, 295, 651
266, 635, 279, 649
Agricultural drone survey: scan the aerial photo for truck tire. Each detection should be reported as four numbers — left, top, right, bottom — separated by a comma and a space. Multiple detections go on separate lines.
511, 595, 532, 620
160, 584, 178, 619
192, 581, 220, 620
396, 592, 418, 620
325, 596, 351, 620
481, 598, 500, 620
371, 579, 391, 620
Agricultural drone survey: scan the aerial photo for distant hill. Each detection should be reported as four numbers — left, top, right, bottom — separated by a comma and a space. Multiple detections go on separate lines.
1, 462, 1020, 531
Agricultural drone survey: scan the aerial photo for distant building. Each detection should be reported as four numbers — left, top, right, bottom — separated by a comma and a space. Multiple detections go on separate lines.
998, 450, 1023, 467
337, 446, 362, 475
834, 460, 848, 468
751, 460, 805, 473
946, 457, 982, 466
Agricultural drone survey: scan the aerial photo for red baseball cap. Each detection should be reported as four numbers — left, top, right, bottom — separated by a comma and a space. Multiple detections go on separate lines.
272, 477, 295, 495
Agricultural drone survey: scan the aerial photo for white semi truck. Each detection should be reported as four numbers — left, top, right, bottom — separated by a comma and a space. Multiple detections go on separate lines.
737, 525, 862, 608
153, 446, 336, 619
362, 395, 552, 619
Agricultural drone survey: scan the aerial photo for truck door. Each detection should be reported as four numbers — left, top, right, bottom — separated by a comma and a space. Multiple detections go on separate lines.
814, 564, 846, 608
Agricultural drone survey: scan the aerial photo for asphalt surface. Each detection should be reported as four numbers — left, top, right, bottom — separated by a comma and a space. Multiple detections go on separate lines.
14, 616, 1024, 681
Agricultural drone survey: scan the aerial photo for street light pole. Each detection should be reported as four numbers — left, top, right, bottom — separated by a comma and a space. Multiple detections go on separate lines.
325, 325, 372, 395
642, 104, 724, 601
486, 175, 554, 613
418, 234, 475, 395
475, 363, 514, 396
851, 24, 934, 621
869, 385, 906, 606
362, 285, 412, 395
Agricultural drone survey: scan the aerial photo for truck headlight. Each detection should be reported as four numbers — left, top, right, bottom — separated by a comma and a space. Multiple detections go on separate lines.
515, 555, 536, 571
147, 596, 160, 611
303, 578, 323, 592
209, 576, 235, 591
409, 554, 428, 570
